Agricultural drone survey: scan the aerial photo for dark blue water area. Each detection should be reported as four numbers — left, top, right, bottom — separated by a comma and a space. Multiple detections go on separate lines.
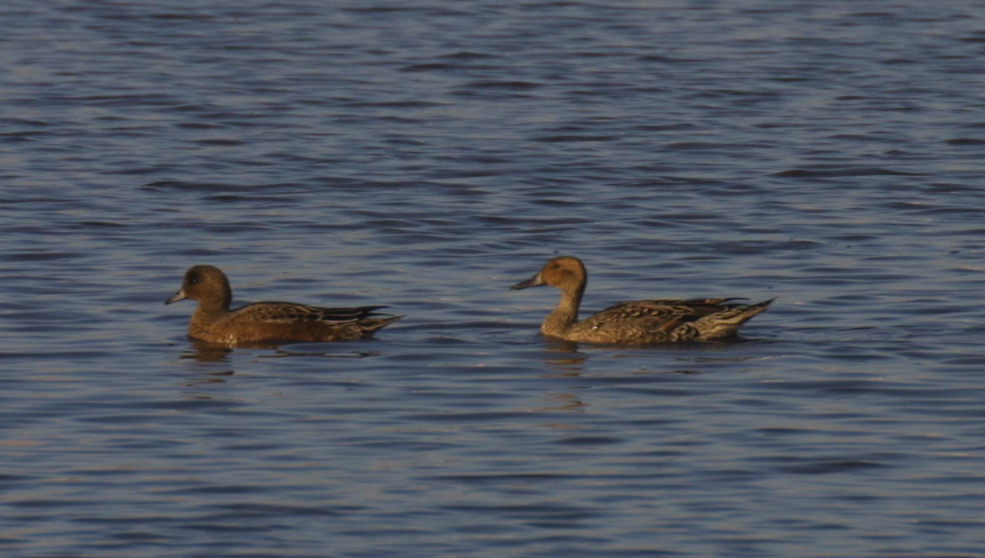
2, 1, 985, 557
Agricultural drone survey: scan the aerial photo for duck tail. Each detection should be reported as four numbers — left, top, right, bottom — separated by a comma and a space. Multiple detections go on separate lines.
694, 298, 774, 340
359, 314, 403, 336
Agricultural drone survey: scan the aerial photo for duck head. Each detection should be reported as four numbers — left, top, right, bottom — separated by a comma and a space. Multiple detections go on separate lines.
165, 265, 232, 311
510, 256, 587, 292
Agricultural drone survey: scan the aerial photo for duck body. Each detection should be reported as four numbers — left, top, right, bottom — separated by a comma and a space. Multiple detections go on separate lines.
166, 265, 401, 345
511, 256, 772, 344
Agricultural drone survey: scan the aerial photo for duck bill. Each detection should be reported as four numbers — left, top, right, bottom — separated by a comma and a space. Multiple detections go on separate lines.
165, 289, 187, 305
510, 272, 546, 291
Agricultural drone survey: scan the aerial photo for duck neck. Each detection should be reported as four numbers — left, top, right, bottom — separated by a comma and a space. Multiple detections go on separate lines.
197, 293, 231, 313
542, 283, 584, 336
190, 295, 231, 333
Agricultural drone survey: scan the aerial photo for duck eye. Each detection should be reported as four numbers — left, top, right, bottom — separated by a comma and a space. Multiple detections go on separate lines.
187, 273, 200, 285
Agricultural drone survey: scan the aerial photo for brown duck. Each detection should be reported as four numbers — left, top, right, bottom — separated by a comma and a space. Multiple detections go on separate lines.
511, 256, 772, 344
165, 265, 401, 345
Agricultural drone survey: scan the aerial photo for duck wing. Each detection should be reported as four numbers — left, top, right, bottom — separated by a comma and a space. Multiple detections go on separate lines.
232, 302, 390, 325
591, 298, 747, 323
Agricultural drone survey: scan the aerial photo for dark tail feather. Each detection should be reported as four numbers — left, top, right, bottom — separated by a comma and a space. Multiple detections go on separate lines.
735, 298, 775, 321
319, 305, 391, 321
694, 298, 774, 340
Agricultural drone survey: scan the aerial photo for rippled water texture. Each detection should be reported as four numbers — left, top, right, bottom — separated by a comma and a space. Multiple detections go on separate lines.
2, 1, 985, 556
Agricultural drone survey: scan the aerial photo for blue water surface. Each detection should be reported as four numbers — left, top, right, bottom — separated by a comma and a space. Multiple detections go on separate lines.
2, 1, 985, 557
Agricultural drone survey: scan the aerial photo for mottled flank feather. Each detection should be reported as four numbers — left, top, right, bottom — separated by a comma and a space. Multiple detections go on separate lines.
511, 256, 772, 344
166, 265, 401, 345
236, 302, 389, 325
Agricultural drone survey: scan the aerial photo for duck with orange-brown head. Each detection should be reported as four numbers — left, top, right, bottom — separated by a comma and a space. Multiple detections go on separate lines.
511, 256, 771, 344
